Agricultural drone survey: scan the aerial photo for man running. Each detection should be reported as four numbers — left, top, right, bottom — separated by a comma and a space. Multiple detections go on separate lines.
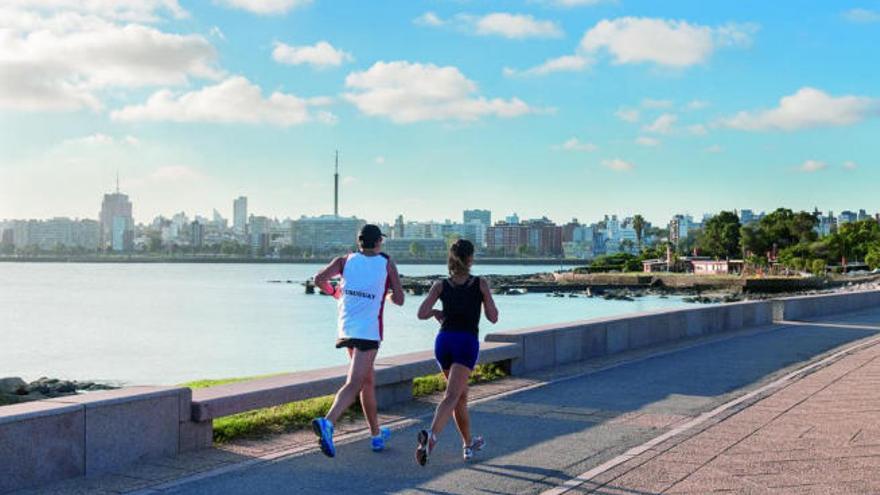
311, 224, 405, 457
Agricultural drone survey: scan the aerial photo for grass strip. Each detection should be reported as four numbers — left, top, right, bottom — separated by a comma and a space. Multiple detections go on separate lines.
181, 362, 508, 443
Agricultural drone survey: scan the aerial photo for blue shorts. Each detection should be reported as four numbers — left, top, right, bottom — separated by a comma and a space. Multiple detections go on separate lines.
434, 331, 480, 370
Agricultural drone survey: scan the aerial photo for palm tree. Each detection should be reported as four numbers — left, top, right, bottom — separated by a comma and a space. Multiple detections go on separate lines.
632, 214, 645, 252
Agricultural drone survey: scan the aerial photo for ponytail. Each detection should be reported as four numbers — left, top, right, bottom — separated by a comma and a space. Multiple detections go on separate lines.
448, 239, 475, 277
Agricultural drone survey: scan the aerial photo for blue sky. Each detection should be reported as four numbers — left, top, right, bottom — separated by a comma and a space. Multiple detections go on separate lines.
1, 0, 878, 225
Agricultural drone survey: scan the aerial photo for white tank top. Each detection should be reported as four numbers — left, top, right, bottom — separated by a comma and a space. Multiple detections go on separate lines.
337, 252, 390, 341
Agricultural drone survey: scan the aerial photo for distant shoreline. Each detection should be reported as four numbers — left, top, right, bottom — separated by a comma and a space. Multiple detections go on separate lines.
0, 255, 585, 266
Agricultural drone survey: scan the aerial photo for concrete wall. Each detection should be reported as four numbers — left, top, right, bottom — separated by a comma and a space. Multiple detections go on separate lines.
0, 386, 189, 493
777, 290, 880, 321
485, 301, 774, 373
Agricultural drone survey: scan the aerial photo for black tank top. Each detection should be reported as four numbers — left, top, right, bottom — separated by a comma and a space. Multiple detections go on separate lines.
439, 276, 482, 335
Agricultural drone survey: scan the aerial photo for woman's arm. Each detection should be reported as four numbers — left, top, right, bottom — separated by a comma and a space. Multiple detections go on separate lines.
417, 281, 444, 321
386, 260, 405, 306
480, 277, 499, 324
314, 256, 345, 298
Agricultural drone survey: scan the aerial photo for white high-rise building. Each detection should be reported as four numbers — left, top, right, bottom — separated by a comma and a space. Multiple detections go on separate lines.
233, 196, 248, 236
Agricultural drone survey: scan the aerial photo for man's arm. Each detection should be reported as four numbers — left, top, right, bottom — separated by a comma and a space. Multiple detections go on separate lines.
314, 256, 345, 298
386, 260, 405, 306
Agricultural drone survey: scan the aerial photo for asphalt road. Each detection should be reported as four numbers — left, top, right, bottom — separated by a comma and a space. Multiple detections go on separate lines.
161, 312, 879, 495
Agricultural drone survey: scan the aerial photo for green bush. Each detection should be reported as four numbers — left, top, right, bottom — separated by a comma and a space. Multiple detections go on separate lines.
811, 259, 827, 276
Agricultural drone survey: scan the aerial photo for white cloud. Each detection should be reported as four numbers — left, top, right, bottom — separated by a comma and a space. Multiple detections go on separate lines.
644, 113, 677, 134
414, 12, 562, 39
504, 55, 591, 77
413, 11, 445, 27
843, 161, 859, 170
556, 138, 598, 152
474, 13, 563, 39
0, 9, 219, 112
685, 99, 709, 111
215, 0, 311, 15
111, 76, 330, 126
688, 124, 708, 135
2, 0, 188, 22
843, 8, 880, 23
719, 87, 880, 131
642, 98, 673, 109
62, 133, 141, 146
635, 136, 660, 147
343, 61, 537, 123
615, 107, 639, 123
272, 41, 353, 68
704, 144, 723, 153
579, 17, 756, 67
602, 158, 634, 172
797, 160, 827, 173
209, 26, 226, 40
374, 156, 386, 164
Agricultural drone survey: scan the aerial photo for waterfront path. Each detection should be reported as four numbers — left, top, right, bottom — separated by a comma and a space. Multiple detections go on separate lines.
21, 307, 880, 495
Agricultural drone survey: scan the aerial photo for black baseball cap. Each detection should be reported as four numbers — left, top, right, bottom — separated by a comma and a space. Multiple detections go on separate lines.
358, 224, 386, 243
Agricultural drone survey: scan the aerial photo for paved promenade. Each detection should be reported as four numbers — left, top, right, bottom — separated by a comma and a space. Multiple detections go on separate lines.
19, 307, 880, 495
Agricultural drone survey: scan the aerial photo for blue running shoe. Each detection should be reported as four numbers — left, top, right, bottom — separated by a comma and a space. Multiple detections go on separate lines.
311, 417, 336, 458
371, 426, 391, 452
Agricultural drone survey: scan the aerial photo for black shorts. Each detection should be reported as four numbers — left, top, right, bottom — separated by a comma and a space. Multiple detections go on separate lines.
335, 338, 380, 351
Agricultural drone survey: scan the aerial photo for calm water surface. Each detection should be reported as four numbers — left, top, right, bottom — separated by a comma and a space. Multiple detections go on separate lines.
0, 263, 696, 385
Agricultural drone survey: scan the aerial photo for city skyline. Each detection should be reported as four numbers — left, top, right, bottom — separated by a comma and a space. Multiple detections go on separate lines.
1, 1, 879, 222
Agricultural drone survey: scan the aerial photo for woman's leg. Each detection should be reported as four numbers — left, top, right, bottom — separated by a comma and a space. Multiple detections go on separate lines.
443, 369, 472, 446
430, 363, 471, 437
325, 348, 377, 425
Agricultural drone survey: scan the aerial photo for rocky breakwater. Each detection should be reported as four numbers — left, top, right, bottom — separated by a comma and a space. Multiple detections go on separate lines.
0, 376, 117, 405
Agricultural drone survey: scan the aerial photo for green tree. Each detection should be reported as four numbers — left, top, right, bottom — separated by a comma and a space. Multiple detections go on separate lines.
865, 244, 880, 270
409, 241, 426, 258
517, 244, 531, 257
620, 239, 635, 254
698, 211, 741, 259
632, 214, 645, 252
811, 259, 827, 276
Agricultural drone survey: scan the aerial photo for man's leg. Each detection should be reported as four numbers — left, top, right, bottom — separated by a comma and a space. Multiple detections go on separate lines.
325, 348, 378, 425
359, 363, 380, 436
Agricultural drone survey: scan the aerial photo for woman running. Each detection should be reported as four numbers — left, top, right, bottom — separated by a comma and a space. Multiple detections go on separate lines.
415, 238, 499, 465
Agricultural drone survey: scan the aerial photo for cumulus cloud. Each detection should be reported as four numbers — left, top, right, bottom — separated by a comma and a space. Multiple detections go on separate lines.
635, 136, 660, 147
505, 17, 754, 77
615, 107, 639, 123
215, 0, 311, 15
343, 61, 536, 123
414, 12, 562, 39
688, 124, 708, 135
602, 158, 634, 172
548, 0, 614, 6
2, 0, 188, 22
580, 17, 756, 67
63, 133, 140, 146
797, 160, 827, 173
644, 113, 677, 134
474, 13, 563, 39
685, 99, 709, 111
843, 161, 858, 170
272, 41, 353, 68
504, 55, 591, 77
718, 87, 880, 131
374, 156, 386, 164
111, 76, 331, 126
413, 11, 445, 27
0, 8, 219, 112
556, 138, 598, 151
842, 8, 880, 23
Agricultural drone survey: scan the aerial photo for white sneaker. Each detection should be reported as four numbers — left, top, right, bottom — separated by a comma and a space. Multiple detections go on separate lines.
463, 435, 484, 461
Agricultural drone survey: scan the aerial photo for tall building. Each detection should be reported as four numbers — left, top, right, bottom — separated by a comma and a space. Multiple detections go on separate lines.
233, 196, 248, 235
463, 209, 491, 226
190, 221, 205, 249
99, 179, 133, 252
393, 215, 405, 239
291, 215, 365, 253
486, 217, 562, 256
